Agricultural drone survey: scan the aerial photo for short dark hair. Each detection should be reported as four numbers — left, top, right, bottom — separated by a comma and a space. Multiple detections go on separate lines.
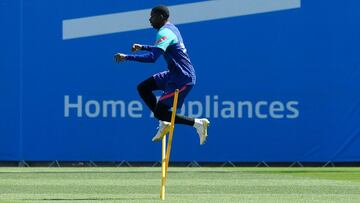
152, 5, 170, 19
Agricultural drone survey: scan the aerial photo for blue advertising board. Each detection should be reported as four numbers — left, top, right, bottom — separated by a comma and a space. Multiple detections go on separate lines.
1, 0, 360, 162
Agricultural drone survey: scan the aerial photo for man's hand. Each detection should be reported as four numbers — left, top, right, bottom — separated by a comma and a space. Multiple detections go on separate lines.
131, 44, 142, 52
114, 53, 127, 63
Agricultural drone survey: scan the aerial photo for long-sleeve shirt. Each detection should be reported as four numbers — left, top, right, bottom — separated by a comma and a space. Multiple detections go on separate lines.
125, 22, 196, 86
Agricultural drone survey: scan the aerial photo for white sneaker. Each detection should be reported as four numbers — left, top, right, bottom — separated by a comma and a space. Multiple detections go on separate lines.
194, 118, 210, 145
152, 121, 171, 142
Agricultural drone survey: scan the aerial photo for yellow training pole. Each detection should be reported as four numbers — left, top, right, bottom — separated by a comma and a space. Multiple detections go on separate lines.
160, 89, 179, 200
165, 89, 179, 176
160, 133, 166, 200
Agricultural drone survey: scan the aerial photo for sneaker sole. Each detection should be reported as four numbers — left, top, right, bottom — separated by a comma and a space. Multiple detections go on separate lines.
152, 126, 170, 142
200, 120, 210, 145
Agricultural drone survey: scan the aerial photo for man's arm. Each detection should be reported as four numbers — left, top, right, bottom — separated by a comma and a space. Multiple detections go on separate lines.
126, 47, 163, 63
131, 43, 154, 52
140, 45, 156, 51
114, 27, 175, 63
114, 47, 163, 63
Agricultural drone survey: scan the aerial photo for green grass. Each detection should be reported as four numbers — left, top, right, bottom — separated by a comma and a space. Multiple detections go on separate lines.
0, 167, 360, 202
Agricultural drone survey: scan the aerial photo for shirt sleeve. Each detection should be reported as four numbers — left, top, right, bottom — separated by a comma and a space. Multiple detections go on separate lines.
155, 28, 177, 51
125, 47, 163, 63
141, 45, 155, 51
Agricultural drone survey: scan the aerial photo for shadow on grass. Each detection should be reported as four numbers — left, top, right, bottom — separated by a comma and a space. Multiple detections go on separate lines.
245, 170, 360, 174
1, 170, 360, 175
20, 197, 156, 201
0, 171, 233, 174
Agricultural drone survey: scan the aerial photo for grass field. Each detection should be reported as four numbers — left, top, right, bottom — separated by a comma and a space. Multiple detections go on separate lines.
1, 167, 360, 203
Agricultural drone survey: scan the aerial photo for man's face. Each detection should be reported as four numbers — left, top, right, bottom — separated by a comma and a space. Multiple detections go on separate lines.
149, 11, 164, 29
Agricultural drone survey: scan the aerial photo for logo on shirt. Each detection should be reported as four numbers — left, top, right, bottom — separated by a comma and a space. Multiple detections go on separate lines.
156, 36, 168, 45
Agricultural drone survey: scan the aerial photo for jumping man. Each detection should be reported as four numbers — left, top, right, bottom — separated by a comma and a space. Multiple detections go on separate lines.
114, 5, 210, 145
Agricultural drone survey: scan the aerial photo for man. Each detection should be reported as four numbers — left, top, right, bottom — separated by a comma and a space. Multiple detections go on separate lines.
114, 5, 209, 145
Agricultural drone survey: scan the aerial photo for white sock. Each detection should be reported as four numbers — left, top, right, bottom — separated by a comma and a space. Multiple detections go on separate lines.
161, 121, 170, 125
193, 118, 202, 128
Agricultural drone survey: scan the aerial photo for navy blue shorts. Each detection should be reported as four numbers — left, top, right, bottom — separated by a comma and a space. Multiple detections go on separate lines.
153, 71, 193, 109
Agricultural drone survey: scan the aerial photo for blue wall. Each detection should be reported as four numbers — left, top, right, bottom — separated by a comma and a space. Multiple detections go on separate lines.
1, 0, 360, 162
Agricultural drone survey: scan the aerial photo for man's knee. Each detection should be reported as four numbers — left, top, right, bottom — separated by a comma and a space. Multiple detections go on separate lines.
137, 77, 158, 95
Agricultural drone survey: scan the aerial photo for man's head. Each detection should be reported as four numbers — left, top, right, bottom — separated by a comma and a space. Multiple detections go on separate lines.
149, 5, 169, 30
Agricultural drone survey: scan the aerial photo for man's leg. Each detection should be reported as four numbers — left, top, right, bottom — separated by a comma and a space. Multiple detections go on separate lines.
137, 76, 159, 113
154, 102, 195, 126
137, 74, 195, 126
153, 105, 210, 145
137, 75, 174, 142
138, 74, 209, 145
